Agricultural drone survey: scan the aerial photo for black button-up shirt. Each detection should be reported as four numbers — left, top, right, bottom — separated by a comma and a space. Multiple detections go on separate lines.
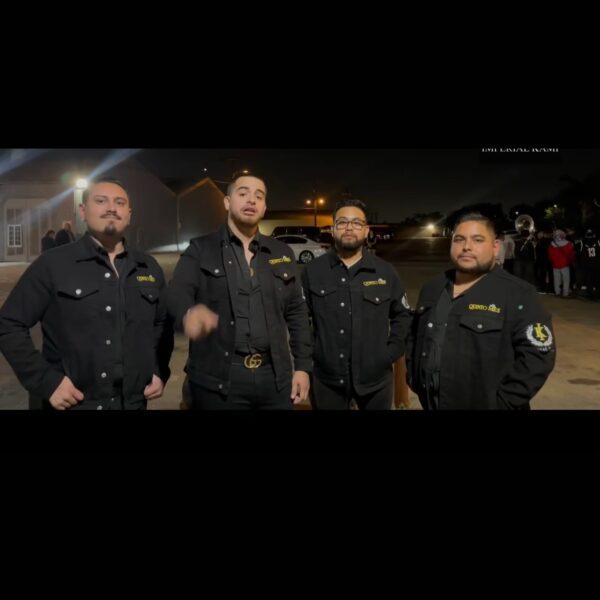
420, 277, 456, 408
225, 227, 269, 353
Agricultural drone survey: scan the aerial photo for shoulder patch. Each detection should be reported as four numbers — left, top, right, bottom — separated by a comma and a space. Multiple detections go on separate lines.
526, 323, 553, 352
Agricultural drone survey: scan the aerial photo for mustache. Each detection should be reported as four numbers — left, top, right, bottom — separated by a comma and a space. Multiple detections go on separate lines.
101, 213, 122, 220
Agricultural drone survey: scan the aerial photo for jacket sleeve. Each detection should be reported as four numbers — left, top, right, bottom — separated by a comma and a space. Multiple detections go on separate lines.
496, 287, 556, 408
0, 258, 64, 399
167, 241, 204, 331
152, 260, 174, 384
285, 260, 313, 373
386, 268, 412, 363
404, 291, 421, 392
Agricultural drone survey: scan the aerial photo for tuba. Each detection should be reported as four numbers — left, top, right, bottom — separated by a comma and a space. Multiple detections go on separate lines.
515, 214, 535, 234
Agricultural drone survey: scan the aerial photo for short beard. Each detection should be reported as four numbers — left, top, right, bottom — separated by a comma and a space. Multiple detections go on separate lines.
336, 238, 364, 252
452, 256, 496, 275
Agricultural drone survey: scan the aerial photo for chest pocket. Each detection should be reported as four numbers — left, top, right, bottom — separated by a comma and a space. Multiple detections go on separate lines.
138, 286, 159, 304
57, 283, 99, 301
199, 262, 227, 304
459, 314, 504, 333
415, 300, 435, 316
56, 282, 101, 321
362, 287, 391, 305
271, 265, 296, 284
310, 283, 336, 298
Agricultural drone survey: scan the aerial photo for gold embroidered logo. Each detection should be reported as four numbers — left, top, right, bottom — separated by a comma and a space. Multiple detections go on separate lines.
526, 323, 553, 351
363, 278, 387, 287
468, 303, 502, 314
137, 275, 156, 283
269, 255, 292, 265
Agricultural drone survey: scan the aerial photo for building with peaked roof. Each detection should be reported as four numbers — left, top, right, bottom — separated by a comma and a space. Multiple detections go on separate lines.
0, 150, 226, 260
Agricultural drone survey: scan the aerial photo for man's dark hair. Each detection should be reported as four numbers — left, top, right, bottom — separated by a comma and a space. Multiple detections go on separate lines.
82, 177, 130, 203
227, 170, 266, 196
333, 198, 368, 222
452, 212, 497, 237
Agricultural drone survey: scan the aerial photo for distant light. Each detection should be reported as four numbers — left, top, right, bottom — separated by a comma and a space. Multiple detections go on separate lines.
318, 197, 325, 205
554, 204, 558, 208
242, 169, 249, 174
427, 223, 435, 230
75, 178, 88, 190
515, 211, 519, 215
306, 199, 312, 205
203, 168, 208, 172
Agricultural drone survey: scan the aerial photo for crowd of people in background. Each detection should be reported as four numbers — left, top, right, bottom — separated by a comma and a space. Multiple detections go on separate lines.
497, 226, 600, 301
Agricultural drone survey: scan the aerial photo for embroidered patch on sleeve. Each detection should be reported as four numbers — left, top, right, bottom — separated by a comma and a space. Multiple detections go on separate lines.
525, 323, 553, 352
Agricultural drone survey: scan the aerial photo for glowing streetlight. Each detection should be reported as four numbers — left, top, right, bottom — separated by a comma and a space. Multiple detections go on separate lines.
306, 197, 325, 226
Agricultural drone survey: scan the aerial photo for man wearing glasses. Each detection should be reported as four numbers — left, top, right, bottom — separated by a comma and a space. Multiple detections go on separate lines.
301, 199, 411, 410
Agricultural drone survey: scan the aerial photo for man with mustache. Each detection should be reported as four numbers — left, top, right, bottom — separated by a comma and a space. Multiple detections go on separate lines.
301, 198, 411, 410
406, 212, 555, 410
168, 171, 312, 409
0, 178, 173, 410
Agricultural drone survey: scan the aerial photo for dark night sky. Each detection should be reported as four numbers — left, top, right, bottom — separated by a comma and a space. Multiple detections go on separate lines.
136, 148, 600, 222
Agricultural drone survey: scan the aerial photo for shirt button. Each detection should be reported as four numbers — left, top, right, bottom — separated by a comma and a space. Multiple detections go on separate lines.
97, 405, 103, 410
340, 302, 345, 307
75, 289, 82, 295
477, 324, 483, 329
101, 372, 107, 378
105, 339, 111, 345
218, 384, 223, 390
427, 322, 433, 328
225, 351, 229, 357
106, 306, 112, 312
340, 379, 344, 385
340, 329, 345, 334
375, 297, 380, 302
321, 290, 325, 295
339, 353, 344, 358
230, 321, 235, 326
104, 272, 111, 279
111, 397, 115, 402
284, 273, 288, 278
214, 269, 220, 274
228, 261, 232, 265
341, 278, 346, 283
422, 352, 427, 357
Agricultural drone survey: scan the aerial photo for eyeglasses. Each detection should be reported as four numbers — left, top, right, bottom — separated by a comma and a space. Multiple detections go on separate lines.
334, 219, 367, 230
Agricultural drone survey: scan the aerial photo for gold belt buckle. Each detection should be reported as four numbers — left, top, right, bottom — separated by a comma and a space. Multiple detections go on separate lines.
243, 353, 262, 369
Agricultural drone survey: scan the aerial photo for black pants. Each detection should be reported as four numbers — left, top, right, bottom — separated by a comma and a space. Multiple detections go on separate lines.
189, 364, 292, 410
514, 260, 535, 285
535, 261, 552, 292
311, 376, 393, 410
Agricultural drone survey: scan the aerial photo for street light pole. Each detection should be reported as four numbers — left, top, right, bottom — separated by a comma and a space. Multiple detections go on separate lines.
306, 195, 325, 227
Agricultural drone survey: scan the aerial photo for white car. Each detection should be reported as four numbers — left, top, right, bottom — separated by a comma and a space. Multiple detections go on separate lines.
274, 235, 330, 263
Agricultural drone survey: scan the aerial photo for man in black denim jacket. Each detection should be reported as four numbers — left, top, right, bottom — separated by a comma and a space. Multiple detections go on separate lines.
302, 199, 411, 410
168, 171, 312, 410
